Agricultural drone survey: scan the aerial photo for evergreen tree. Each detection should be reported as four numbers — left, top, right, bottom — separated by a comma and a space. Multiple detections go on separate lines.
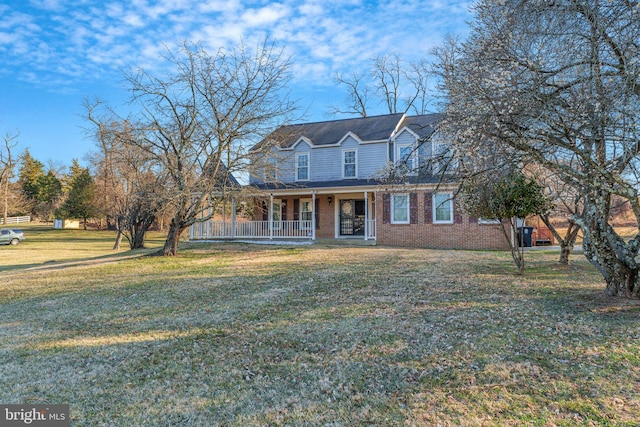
18, 149, 45, 207
58, 165, 97, 229
36, 170, 63, 221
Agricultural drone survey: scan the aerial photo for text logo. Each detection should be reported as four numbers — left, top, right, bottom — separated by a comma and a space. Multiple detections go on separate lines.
0, 405, 69, 427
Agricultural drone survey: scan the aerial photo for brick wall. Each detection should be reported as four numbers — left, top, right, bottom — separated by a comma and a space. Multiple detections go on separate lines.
375, 189, 510, 250
315, 195, 335, 239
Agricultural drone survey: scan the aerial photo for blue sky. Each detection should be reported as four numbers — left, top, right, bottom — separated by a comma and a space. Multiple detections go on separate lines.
0, 0, 472, 169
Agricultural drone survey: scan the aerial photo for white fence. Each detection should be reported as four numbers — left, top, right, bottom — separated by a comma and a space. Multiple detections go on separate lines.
0, 216, 30, 225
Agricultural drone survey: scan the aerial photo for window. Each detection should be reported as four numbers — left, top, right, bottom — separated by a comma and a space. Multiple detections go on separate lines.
398, 144, 416, 171
391, 194, 410, 224
343, 149, 357, 178
432, 139, 458, 173
272, 199, 282, 229
300, 198, 312, 229
433, 193, 453, 224
296, 153, 309, 181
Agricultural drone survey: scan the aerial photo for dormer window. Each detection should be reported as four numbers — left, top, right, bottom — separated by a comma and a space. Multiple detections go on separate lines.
343, 149, 357, 179
398, 144, 416, 172
432, 138, 457, 174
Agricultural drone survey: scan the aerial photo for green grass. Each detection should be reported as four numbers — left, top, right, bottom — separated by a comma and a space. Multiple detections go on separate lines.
0, 224, 165, 271
1, 228, 640, 426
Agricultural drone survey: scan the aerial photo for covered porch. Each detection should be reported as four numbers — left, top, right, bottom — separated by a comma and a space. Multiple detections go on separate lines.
189, 189, 377, 241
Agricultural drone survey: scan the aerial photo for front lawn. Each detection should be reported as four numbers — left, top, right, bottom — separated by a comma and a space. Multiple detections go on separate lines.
0, 224, 165, 271
1, 237, 639, 425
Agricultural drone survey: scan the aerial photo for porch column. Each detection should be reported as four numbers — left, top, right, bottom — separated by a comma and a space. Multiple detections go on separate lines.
205, 201, 211, 238
269, 194, 274, 240
364, 191, 369, 241
312, 191, 316, 241
231, 197, 236, 238
374, 190, 378, 239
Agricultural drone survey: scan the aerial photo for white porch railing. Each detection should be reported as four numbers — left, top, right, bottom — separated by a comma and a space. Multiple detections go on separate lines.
190, 220, 315, 240
0, 216, 31, 225
191, 219, 376, 240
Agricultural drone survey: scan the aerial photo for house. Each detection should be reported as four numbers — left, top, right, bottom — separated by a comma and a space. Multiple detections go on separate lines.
189, 113, 508, 250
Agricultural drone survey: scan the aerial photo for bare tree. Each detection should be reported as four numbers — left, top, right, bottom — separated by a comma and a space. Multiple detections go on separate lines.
330, 71, 371, 117
373, 55, 402, 115
330, 55, 434, 117
86, 102, 169, 250
436, 0, 640, 297
405, 59, 433, 115
0, 133, 19, 223
528, 165, 583, 265
120, 39, 297, 256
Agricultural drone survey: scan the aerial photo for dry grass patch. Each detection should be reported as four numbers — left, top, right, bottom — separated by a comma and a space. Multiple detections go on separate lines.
1, 237, 640, 425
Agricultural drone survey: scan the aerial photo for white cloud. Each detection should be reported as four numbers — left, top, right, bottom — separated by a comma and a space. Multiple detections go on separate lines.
298, 1, 324, 16
241, 4, 290, 27
4, 0, 472, 96
197, 0, 241, 14
122, 13, 144, 27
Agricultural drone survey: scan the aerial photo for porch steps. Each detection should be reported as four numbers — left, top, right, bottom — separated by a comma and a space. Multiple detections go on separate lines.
315, 238, 377, 246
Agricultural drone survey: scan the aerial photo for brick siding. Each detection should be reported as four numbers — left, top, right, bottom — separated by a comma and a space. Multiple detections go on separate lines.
253, 190, 509, 250
375, 189, 510, 250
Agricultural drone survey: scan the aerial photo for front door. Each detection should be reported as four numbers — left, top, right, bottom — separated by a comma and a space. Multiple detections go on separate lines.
339, 200, 365, 236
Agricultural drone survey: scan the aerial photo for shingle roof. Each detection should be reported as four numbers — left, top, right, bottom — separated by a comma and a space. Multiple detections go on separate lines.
255, 113, 441, 150
251, 175, 443, 191
398, 113, 442, 138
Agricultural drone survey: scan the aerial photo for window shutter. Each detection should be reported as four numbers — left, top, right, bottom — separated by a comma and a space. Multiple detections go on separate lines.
424, 192, 432, 223
454, 199, 463, 224
315, 198, 320, 229
383, 193, 390, 224
282, 200, 288, 221
293, 199, 300, 221
262, 201, 268, 221
410, 192, 418, 224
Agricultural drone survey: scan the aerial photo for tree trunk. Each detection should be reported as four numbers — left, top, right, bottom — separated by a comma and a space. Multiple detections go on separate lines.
131, 230, 145, 249
578, 195, 640, 298
113, 216, 123, 250
583, 236, 640, 297
113, 230, 123, 250
499, 218, 525, 275
162, 219, 183, 256
3, 172, 8, 225
540, 215, 580, 265
130, 222, 150, 249
558, 244, 572, 265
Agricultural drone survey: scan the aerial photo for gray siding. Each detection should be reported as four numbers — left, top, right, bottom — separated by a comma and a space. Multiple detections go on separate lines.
251, 129, 423, 184
358, 142, 388, 179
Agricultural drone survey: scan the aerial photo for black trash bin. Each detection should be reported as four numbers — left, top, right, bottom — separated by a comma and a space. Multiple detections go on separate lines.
517, 226, 534, 247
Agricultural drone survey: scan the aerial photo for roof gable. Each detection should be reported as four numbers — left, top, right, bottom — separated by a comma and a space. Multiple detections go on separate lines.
396, 113, 441, 140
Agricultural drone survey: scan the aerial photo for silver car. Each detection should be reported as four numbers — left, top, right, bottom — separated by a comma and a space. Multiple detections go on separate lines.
0, 229, 25, 245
